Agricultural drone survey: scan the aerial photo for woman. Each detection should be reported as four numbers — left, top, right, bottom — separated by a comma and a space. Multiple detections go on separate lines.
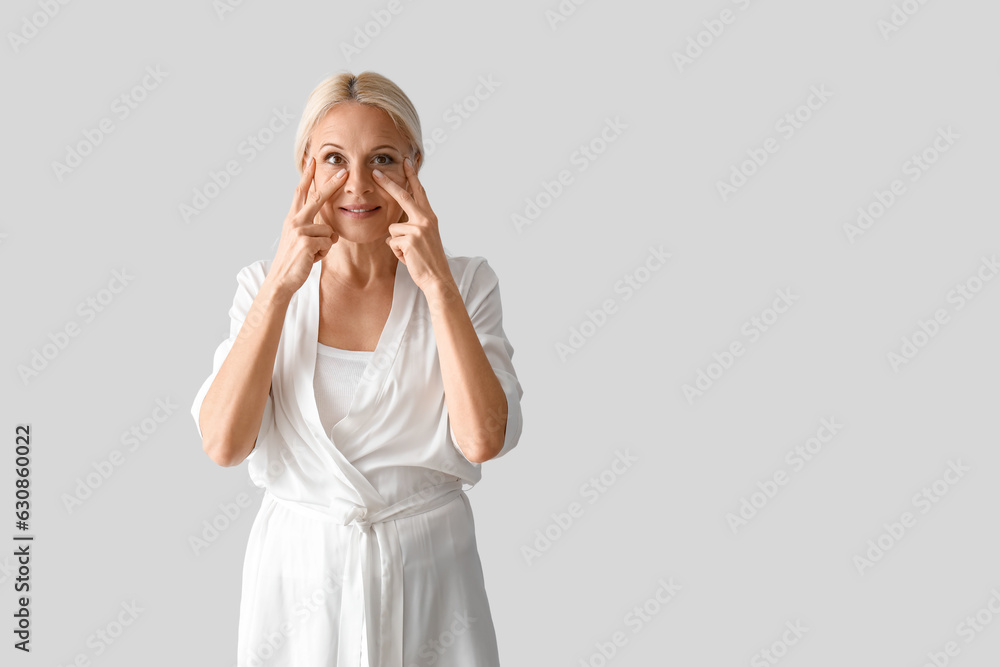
190, 71, 523, 667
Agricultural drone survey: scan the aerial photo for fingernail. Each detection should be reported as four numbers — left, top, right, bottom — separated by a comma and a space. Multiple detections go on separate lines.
404, 157, 412, 168
307, 156, 314, 168
336, 168, 347, 178
373, 169, 383, 178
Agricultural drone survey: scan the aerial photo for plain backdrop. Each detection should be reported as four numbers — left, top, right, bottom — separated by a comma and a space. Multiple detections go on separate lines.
2, 0, 999, 665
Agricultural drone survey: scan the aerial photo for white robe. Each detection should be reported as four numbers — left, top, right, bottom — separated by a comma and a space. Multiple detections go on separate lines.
190, 254, 523, 667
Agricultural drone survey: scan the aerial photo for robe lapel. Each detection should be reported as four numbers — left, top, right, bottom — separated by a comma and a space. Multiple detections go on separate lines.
291, 258, 417, 511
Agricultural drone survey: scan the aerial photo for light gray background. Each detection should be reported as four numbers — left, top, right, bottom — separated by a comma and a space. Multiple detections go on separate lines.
3, 0, 999, 664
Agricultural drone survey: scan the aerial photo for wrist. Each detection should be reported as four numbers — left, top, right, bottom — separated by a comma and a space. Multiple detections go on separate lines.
260, 273, 295, 307
422, 275, 462, 316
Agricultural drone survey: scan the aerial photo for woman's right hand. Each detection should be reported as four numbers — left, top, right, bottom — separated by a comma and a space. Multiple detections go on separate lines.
266, 157, 347, 296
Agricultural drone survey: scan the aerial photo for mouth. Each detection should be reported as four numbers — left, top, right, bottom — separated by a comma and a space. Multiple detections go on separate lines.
338, 206, 381, 219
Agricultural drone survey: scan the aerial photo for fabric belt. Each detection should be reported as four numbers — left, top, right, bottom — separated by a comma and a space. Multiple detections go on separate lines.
264, 480, 465, 666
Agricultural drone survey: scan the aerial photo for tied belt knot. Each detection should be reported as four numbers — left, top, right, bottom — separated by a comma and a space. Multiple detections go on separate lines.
264, 479, 465, 667
342, 505, 374, 533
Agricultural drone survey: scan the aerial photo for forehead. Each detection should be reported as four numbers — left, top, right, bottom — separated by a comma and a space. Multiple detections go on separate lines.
311, 102, 406, 149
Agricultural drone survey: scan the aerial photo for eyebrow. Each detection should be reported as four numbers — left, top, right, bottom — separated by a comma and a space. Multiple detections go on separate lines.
319, 143, 401, 153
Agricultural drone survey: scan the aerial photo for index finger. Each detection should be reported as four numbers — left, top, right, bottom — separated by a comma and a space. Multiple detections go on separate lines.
287, 157, 317, 218
401, 156, 429, 208
372, 169, 415, 219
296, 168, 348, 224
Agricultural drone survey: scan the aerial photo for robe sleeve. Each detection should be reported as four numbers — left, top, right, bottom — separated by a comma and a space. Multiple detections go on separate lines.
448, 257, 524, 461
190, 262, 275, 460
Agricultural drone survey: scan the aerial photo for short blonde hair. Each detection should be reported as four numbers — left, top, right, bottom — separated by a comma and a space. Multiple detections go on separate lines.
292, 70, 422, 175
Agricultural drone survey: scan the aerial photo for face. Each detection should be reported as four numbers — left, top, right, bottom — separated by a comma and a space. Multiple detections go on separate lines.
305, 102, 418, 243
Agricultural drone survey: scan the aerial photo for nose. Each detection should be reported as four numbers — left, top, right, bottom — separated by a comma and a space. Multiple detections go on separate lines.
343, 167, 376, 196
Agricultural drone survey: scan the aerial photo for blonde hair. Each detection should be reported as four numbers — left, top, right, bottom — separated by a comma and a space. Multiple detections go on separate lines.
292, 70, 422, 175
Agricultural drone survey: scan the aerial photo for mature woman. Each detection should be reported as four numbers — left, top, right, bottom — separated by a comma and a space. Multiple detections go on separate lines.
190, 71, 523, 667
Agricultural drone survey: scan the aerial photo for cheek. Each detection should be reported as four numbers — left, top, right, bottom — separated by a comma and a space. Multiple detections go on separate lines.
380, 166, 406, 187
311, 167, 337, 196
382, 174, 408, 206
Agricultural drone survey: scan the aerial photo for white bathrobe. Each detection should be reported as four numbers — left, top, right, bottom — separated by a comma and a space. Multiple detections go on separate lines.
190, 254, 523, 667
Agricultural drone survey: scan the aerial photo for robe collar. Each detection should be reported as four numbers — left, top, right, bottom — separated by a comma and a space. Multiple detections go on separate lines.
289, 257, 418, 510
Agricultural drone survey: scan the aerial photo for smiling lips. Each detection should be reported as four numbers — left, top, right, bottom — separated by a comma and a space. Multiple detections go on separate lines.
338, 205, 381, 218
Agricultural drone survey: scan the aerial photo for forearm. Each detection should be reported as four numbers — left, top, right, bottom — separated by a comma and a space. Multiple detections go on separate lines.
199, 276, 292, 466
424, 277, 508, 463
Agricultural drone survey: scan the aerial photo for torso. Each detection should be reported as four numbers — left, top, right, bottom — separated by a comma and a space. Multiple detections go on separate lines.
317, 263, 396, 352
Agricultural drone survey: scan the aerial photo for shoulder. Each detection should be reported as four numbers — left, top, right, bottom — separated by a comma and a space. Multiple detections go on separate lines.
235, 259, 272, 292
245, 258, 272, 280
445, 254, 500, 297
443, 254, 508, 318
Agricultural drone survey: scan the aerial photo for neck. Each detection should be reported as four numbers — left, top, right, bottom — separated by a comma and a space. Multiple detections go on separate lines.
320, 238, 398, 290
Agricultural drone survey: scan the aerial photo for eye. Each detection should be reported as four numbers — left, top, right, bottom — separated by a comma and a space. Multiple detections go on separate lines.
322, 152, 394, 166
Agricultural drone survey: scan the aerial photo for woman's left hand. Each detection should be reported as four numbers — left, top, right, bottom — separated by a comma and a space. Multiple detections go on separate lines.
374, 157, 451, 293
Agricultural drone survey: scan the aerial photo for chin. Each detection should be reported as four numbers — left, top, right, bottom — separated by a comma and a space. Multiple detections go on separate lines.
332, 222, 392, 244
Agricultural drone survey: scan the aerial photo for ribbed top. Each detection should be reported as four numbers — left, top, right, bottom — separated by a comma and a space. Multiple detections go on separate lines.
314, 343, 372, 441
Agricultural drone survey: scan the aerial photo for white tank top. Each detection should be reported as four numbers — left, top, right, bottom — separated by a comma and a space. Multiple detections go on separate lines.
313, 342, 373, 441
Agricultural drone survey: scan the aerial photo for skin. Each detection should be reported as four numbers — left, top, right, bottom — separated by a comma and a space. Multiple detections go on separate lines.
306, 102, 416, 351
199, 102, 509, 466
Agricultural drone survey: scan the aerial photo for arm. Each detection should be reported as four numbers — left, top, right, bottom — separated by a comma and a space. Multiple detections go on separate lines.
193, 155, 344, 466
424, 260, 522, 463
196, 272, 292, 467
371, 158, 522, 462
